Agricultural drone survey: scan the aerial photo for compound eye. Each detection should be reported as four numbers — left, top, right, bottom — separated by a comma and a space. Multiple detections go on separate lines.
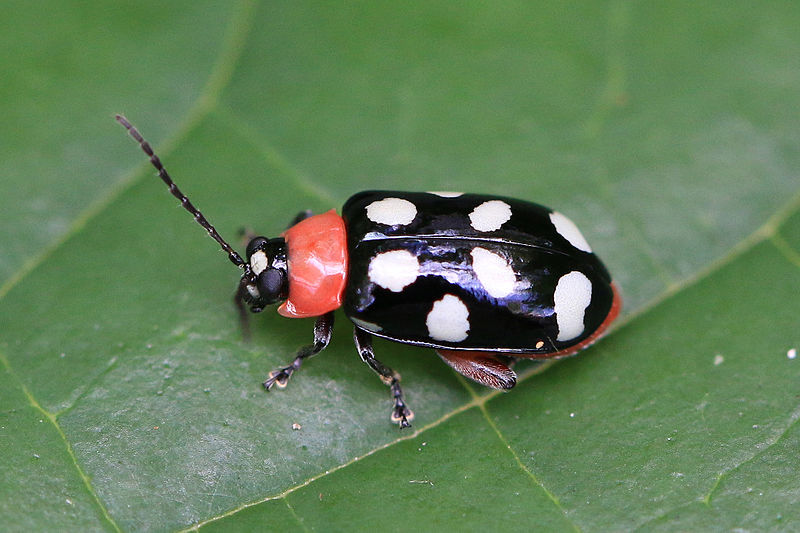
256, 267, 286, 303
246, 237, 269, 259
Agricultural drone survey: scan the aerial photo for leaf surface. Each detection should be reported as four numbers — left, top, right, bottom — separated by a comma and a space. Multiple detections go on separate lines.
1, 1, 799, 531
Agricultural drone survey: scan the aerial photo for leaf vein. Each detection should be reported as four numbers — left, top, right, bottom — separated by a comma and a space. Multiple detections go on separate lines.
213, 104, 340, 207
770, 232, 800, 269
184, 400, 482, 530
704, 401, 800, 505
0, 351, 121, 532
55, 355, 120, 418
282, 496, 310, 533
479, 403, 582, 532
582, 0, 631, 138
0, 0, 257, 306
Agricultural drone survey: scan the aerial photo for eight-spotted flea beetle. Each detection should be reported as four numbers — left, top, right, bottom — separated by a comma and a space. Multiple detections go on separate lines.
117, 115, 621, 428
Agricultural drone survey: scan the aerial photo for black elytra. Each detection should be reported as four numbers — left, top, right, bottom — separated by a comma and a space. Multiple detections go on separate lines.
117, 115, 621, 429
342, 191, 617, 353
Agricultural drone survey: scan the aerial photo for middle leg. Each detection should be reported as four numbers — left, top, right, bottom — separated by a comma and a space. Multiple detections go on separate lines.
353, 327, 414, 428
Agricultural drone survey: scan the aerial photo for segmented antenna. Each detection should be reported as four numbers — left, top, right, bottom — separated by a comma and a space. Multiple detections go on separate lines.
116, 114, 246, 269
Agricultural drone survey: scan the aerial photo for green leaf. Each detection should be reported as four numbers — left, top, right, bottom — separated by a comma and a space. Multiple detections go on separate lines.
1, 1, 799, 531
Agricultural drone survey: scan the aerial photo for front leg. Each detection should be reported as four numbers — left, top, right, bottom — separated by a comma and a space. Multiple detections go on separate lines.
287, 210, 313, 228
264, 311, 334, 390
234, 280, 253, 341
353, 327, 414, 428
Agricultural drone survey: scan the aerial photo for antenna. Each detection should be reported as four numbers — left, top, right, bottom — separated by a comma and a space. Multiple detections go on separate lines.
116, 114, 246, 269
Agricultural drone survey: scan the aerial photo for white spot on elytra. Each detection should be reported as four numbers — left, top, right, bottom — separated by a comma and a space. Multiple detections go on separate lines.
368, 250, 420, 292
470, 247, 516, 298
549, 212, 592, 253
351, 317, 383, 333
713, 354, 724, 366
554, 271, 592, 341
426, 294, 470, 342
250, 250, 268, 275
469, 200, 512, 232
366, 197, 417, 225
788, 348, 797, 360
428, 191, 463, 198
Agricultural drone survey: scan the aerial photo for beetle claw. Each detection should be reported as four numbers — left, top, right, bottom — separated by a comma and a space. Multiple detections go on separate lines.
263, 367, 294, 390
391, 402, 414, 429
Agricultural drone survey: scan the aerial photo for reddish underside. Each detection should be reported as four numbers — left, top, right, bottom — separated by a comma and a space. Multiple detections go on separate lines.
277, 210, 348, 318
438, 282, 622, 362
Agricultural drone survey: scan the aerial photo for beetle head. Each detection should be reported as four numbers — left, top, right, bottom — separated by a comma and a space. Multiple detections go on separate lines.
239, 236, 289, 312
116, 115, 291, 317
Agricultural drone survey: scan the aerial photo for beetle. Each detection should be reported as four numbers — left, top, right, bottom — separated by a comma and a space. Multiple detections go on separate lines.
117, 115, 621, 428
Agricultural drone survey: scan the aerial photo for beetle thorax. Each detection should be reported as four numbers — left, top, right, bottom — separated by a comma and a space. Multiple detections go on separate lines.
277, 210, 348, 318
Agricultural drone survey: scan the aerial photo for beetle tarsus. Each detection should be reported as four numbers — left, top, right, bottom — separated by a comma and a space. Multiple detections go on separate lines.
263, 361, 300, 389
390, 381, 414, 428
354, 327, 414, 428
263, 311, 334, 391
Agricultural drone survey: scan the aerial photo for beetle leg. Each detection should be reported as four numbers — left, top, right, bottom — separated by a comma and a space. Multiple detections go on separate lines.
234, 280, 252, 341
263, 311, 334, 390
287, 210, 313, 229
237, 226, 258, 245
353, 327, 414, 428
